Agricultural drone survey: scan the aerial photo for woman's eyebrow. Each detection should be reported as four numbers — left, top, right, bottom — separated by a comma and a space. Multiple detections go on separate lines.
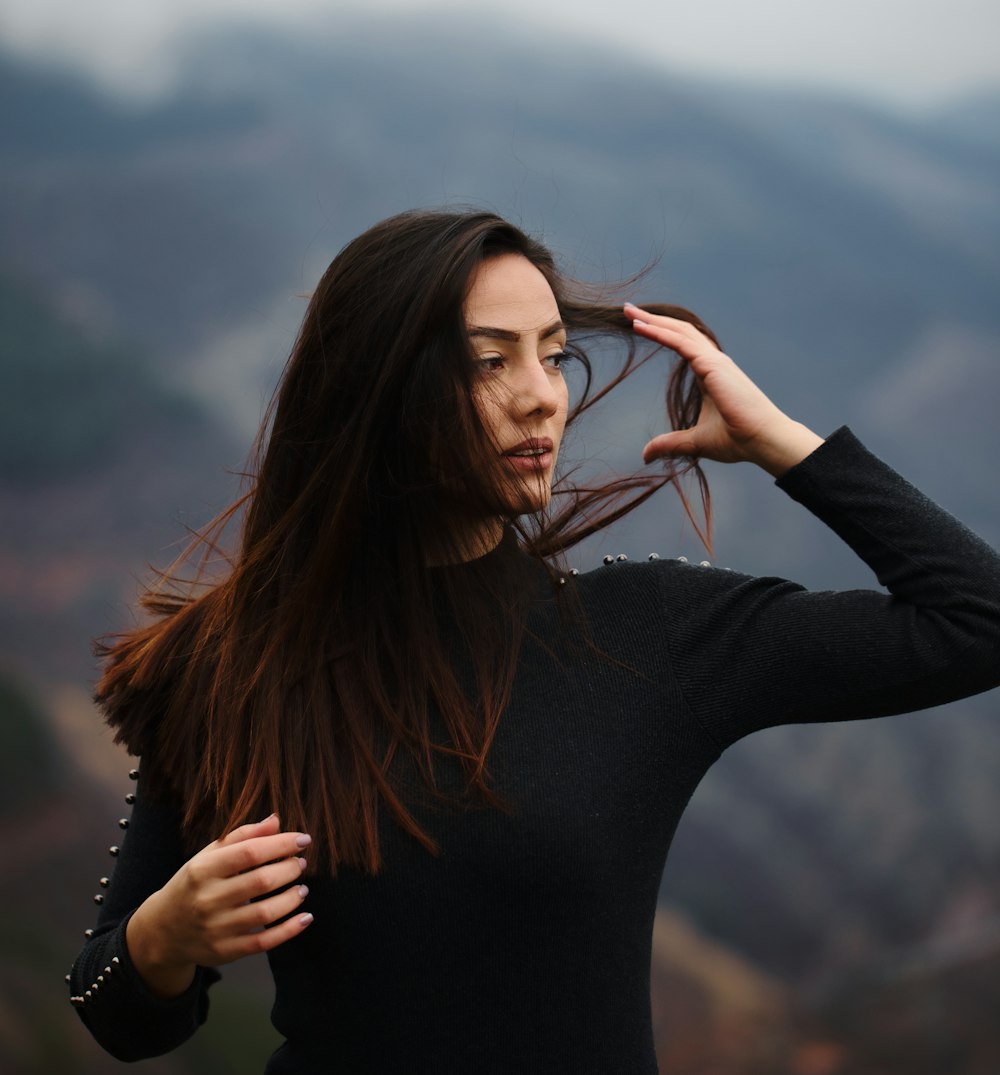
467, 320, 565, 342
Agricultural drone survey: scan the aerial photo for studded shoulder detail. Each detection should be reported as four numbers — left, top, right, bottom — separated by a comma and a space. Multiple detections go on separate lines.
555, 552, 729, 584
580, 552, 729, 573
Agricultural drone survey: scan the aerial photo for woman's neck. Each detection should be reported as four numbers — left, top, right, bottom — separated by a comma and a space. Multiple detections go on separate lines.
425, 515, 505, 567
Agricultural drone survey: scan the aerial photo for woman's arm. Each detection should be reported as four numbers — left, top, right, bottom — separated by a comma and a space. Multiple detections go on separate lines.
69, 771, 313, 1061
623, 306, 1000, 746
68, 770, 216, 1061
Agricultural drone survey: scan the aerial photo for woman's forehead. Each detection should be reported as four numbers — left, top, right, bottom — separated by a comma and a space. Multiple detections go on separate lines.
464, 254, 560, 336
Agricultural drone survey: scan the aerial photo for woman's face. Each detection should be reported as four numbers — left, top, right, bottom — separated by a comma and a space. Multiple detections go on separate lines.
464, 254, 570, 515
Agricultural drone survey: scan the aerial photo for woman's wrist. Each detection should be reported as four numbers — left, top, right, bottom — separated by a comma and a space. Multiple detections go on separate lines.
125, 896, 197, 1000
744, 418, 825, 478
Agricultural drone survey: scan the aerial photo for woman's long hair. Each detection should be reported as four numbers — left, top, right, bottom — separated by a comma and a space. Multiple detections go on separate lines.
96, 209, 715, 872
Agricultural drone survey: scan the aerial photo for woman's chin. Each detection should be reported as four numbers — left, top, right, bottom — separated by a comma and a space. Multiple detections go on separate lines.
499, 479, 552, 516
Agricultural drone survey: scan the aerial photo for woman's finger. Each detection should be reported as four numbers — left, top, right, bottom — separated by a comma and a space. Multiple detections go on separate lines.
211, 831, 312, 879
213, 813, 282, 848
624, 303, 700, 329
625, 304, 713, 358
230, 880, 311, 933
205, 887, 314, 962
224, 855, 309, 904
222, 908, 316, 960
643, 431, 700, 464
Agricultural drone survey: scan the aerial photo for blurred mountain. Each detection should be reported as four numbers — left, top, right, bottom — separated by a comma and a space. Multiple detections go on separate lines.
0, 271, 241, 682
1, 18, 998, 1070
3, 24, 999, 451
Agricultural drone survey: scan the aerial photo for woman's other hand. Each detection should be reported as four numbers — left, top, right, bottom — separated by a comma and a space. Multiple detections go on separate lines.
626, 304, 824, 477
124, 814, 313, 998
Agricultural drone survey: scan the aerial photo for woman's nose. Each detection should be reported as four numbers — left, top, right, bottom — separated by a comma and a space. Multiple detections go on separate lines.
513, 362, 559, 418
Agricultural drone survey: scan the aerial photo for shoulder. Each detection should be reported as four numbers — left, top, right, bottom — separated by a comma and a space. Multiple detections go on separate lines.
568, 551, 739, 596
553, 550, 757, 640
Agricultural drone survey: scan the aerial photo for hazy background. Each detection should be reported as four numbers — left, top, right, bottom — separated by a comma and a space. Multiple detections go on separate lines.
2, 2, 999, 1072
4, 0, 1000, 108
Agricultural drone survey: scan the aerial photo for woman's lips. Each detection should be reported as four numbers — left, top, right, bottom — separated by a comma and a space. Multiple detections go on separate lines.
503, 439, 554, 472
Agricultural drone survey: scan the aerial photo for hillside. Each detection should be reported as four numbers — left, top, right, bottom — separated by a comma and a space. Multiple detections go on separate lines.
2, 18, 998, 1071
0, 273, 240, 682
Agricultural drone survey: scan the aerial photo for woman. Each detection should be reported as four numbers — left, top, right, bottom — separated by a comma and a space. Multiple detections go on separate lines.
69, 209, 1000, 1073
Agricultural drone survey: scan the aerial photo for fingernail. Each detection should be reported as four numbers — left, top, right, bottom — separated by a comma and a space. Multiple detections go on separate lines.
296, 857, 308, 871
297, 884, 309, 899
296, 834, 312, 848
299, 913, 314, 926
633, 319, 647, 328
259, 813, 278, 823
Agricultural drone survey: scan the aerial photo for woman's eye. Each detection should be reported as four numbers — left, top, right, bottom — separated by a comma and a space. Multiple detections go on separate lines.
476, 356, 505, 373
544, 352, 569, 369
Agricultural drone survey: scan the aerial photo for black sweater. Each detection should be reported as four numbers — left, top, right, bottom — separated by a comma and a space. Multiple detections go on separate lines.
69, 429, 1000, 1073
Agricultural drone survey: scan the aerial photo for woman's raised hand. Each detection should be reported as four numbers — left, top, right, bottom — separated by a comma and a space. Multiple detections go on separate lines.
125, 814, 313, 999
625, 304, 823, 477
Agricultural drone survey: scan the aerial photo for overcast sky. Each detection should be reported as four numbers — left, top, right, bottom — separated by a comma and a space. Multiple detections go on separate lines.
2, 0, 998, 111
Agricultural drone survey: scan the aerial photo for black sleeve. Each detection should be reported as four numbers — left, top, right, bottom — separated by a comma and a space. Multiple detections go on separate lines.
67, 765, 221, 1061
658, 427, 1000, 750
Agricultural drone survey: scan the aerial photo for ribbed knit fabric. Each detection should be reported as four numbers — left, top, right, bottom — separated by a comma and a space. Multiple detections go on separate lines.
70, 428, 1000, 1073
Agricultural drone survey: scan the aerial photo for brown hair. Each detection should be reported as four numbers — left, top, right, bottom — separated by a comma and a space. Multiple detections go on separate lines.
96, 209, 714, 872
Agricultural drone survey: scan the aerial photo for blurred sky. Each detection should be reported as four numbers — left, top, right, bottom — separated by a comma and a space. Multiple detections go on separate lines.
2, 0, 998, 112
